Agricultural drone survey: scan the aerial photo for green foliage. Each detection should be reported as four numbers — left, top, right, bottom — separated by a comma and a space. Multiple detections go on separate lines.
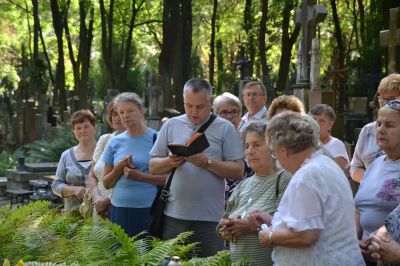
0, 150, 15, 176
0, 202, 247, 266
22, 126, 77, 163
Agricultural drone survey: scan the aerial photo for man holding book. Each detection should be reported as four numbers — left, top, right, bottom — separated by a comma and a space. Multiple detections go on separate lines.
150, 78, 244, 257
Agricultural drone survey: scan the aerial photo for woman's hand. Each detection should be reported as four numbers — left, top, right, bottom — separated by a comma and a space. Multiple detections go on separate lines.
116, 155, 135, 171
227, 216, 257, 237
124, 166, 141, 180
74, 186, 86, 201
259, 226, 273, 249
369, 233, 400, 264
248, 209, 273, 228
94, 197, 111, 217
218, 218, 234, 241
359, 237, 372, 257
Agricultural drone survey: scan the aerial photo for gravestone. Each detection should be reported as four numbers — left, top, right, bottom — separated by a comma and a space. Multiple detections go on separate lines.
293, 0, 327, 110
380, 7, 400, 74
6, 162, 58, 190
147, 84, 163, 130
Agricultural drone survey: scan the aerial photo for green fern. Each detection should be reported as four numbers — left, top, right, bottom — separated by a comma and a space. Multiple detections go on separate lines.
0, 202, 248, 266
23, 126, 77, 163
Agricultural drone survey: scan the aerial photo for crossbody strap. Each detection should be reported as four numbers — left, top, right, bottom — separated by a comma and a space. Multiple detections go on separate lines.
275, 170, 285, 199
163, 114, 216, 192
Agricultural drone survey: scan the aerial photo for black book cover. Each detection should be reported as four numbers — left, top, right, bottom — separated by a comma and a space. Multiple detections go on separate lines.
167, 132, 210, 157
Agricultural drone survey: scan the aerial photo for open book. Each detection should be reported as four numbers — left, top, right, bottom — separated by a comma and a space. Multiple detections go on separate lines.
167, 132, 210, 157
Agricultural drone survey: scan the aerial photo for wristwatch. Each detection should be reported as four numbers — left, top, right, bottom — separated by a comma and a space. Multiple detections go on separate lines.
207, 157, 212, 168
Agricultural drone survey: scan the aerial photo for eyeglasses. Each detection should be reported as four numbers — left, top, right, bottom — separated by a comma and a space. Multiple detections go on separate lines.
388, 99, 400, 111
243, 92, 265, 98
218, 110, 240, 117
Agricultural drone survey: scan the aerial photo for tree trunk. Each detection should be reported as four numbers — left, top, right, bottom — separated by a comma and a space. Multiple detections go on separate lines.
216, 39, 223, 95
77, 0, 94, 109
259, 0, 269, 79
118, 0, 146, 90
159, 0, 192, 112
243, 0, 255, 77
50, 0, 67, 116
32, 0, 39, 59
99, 0, 115, 90
208, 0, 218, 86
331, 0, 346, 113
276, 1, 300, 92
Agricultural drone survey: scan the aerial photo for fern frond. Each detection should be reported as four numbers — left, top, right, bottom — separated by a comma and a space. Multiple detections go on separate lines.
143, 232, 193, 265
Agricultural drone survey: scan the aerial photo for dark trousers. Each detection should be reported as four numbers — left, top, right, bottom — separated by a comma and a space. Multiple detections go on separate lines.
110, 205, 150, 238
162, 215, 224, 258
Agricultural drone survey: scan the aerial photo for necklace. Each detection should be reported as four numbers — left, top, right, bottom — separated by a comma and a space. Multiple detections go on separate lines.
240, 170, 281, 218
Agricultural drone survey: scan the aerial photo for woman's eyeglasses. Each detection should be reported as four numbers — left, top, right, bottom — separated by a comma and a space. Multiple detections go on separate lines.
218, 110, 240, 117
388, 99, 400, 111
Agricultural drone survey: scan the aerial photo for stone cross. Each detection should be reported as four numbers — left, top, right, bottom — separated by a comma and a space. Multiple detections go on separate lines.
310, 38, 321, 90
295, 0, 327, 83
380, 7, 400, 74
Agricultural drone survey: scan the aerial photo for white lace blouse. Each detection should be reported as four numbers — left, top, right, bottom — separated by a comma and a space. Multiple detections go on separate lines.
271, 150, 365, 266
93, 133, 114, 198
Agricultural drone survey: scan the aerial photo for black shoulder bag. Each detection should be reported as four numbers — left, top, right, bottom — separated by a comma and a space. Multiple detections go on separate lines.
148, 114, 216, 238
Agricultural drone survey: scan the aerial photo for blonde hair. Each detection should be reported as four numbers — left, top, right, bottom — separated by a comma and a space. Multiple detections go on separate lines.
268, 95, 305, 119
378, 73, 400, 95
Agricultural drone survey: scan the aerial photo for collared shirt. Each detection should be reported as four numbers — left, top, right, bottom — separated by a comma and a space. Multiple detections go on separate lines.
238, 106, 267, 133
150, 113, 244, 222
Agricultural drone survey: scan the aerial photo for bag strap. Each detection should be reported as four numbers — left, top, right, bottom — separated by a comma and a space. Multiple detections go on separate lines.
275, 170, 285, 199
163, 114, 216, 192
197, 114, 216, 133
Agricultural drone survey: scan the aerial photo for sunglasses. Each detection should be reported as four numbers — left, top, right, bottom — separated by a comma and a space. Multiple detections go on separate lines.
387, 99, 400, 111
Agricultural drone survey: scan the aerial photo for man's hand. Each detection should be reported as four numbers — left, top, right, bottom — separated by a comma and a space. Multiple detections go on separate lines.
168, 154, 185, 168
185, 153, 208, 168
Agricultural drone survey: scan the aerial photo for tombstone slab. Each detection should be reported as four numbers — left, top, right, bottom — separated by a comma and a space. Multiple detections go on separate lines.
380, 7, 400, 74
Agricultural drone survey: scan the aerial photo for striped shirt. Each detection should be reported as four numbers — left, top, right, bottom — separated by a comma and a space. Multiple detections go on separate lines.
224, 171, 291, 266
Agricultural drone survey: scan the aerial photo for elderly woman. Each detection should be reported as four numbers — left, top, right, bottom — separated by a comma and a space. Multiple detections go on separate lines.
213, 92, 251, 198
267, 95, 305, 120
102, 92, 165, 237
86, 100, 125, 220
351, 74, 400, 182
355, 99, 400, 263
218, 121, 291, 265
213, 92, 242, 129
309, 104, 349, 171
52, 110, 97, 212
250, 112, 364, 265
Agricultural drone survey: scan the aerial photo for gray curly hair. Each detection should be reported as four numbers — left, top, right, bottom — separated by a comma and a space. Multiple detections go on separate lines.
266, 111, 319, 154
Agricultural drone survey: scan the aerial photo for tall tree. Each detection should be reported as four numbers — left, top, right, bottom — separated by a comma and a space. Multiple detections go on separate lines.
50, 0, 67, 116
64, 0, 94, 110
99, 0, 115, 91
276, 0, 300, 92
330, 0, 346, 113
159, 0, 192, 112
258, 0, 268, 79
208, 0, 218, 86
243, 0, 255, 77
